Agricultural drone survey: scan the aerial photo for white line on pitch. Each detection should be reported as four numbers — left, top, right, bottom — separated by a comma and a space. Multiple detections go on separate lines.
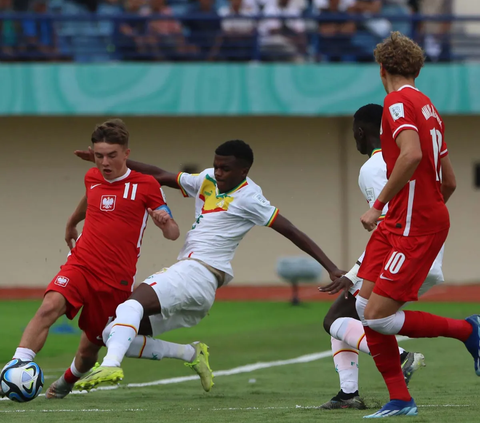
0, 409, 145, 413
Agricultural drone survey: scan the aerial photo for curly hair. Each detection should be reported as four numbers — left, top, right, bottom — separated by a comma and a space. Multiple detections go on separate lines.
374, 32, 425, 78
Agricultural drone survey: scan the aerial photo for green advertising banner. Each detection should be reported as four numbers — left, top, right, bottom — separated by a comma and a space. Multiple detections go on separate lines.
0, 63, 477, 116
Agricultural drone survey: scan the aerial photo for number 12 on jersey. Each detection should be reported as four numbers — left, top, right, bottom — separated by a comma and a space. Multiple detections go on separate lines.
430, 129, 443, 182
123, 183, 138, 200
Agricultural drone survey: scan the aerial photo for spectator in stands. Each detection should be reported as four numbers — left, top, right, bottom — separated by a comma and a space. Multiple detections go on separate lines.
20, 0, 62, 61
145, 0, 196, 60
218, 0, 258, 61
0, 0, 17, 60
97, 0, 123, 60
356, 0, 411, 37
259, 0, 307, 62
419, 0, 452, 62
185, 0, 222, 61
314, 0, 357, 62
117, 0, 150, 60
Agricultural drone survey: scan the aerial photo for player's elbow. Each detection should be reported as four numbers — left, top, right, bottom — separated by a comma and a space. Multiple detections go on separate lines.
405, 149, 422, 167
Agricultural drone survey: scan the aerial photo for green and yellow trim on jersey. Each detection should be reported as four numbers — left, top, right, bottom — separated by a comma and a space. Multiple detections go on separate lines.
176, 172, 189, 197
371, 148, 382, 157
377, 214, 386, 222
266, 208, 279, 227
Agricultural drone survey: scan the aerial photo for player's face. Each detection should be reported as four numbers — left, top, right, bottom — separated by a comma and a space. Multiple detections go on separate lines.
353, 120, 368, 155
213, 155, 249, 193
93, 142, 130, 180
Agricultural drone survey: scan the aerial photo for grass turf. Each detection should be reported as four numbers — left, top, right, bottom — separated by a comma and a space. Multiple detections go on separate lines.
0, 300, 479, 422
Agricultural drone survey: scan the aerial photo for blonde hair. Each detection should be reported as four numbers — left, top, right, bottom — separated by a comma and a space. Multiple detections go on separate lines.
374, 32, 425, 78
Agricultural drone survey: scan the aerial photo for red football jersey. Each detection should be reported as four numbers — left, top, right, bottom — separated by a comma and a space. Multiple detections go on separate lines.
381, 85, 450, 237
67, 168, 167, 292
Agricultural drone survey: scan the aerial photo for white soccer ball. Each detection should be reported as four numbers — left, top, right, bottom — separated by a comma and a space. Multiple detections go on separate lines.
0, 359, 44, 402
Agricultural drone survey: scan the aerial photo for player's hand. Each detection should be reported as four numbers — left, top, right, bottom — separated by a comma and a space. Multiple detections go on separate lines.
328, 267, 346, 281
74, 146, 95, 163
148, 208, 171, 226
318, 276, 353, 299
360, 207, 382, 232
65, 225, 78, 250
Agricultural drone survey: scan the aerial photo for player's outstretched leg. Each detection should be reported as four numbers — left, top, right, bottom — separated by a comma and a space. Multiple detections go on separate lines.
125, 335, 214, 392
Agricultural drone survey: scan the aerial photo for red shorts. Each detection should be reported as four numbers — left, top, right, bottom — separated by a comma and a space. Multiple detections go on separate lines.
46, 264, 131, 346
358, 224, 448, 302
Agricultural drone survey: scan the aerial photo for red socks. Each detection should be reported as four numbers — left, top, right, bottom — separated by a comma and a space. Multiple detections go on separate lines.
399, 311, 472, 342
364, 326, 411, 402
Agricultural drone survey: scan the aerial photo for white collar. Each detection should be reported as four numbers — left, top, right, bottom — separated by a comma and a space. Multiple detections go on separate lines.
104, 168, 131, 183
397, 85, 419, 92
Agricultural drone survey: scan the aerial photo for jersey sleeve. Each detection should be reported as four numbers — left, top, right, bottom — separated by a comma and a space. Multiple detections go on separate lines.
84, 168, 97, 197
384, 93, 418, 141
238, 192, 279, 227
177, 169, 210, 198
145, 178, 172, 217
358, 161, 388, 216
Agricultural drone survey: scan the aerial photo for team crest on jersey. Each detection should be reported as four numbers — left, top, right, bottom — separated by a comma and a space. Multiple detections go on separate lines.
100, 195, 116, 211
54, 276, 69, 287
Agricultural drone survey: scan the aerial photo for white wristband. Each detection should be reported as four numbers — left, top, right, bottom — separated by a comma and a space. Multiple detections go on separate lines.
344, 263, 362, 286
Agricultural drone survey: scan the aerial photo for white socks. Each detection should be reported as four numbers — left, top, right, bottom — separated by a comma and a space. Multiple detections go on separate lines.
331, 338, 359, 394
103, 300, 144, 367
126, 336, 196, 362
330, 316, 407, 356
330, 317, 369, 354
13, 347, 36, 362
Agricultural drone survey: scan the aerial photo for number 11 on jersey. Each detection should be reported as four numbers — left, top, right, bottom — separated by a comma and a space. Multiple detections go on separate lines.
123, 183, 138, 200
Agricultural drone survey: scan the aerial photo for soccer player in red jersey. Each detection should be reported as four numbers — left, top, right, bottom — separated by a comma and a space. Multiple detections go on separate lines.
354, 33, 480, 418
0, 119, 180, 399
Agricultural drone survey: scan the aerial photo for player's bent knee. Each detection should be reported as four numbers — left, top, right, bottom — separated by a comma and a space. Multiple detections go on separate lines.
323, 313, 335, 335
365, 312, 405, 335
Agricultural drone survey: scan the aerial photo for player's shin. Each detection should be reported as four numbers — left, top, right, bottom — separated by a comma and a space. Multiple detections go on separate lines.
126, 335, 196, 362
102, 300, 144, 367
364, 327, 411, 402
331, 338, 359, 395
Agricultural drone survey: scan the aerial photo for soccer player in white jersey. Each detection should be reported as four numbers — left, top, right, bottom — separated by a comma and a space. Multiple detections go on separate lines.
318, 104, 453, 410
73, 139, 345, 391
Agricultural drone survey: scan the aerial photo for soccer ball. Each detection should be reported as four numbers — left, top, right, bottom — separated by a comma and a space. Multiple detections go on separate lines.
0, 359, 44, 402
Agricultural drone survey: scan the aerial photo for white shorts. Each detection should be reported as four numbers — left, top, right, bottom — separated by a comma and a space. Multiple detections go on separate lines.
349, 244, 445, 297
143, 260, 217, 337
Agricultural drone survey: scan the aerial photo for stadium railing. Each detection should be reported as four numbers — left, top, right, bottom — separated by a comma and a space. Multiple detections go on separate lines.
0, 13, 478, 63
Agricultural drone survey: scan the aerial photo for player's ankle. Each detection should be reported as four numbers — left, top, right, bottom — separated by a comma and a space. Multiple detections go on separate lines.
102, 357, 121, 367
13, 347, 36, 362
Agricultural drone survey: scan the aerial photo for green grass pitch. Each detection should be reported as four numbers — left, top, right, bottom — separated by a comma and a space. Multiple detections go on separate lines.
0, 300, 479, 422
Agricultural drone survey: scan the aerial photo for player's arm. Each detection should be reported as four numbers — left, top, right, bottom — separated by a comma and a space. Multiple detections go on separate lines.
65, 195, 87, 250
440, 155, 456, 204
73, 147, 180, 189
126, 160, 179, 189
148, 206, 180, 240
270, 214, 345, 282
361, 130, 422, 231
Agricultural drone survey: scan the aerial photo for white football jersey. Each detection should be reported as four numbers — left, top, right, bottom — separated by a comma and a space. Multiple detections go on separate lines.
358, 149, 389, 218
176, 169, 279, 285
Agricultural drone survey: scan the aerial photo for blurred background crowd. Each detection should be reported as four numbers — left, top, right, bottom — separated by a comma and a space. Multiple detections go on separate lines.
0, 0, 457, 63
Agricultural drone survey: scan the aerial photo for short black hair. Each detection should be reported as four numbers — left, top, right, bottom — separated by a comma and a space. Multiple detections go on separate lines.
215, 140, 254, 167
353, 104, 383, 129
